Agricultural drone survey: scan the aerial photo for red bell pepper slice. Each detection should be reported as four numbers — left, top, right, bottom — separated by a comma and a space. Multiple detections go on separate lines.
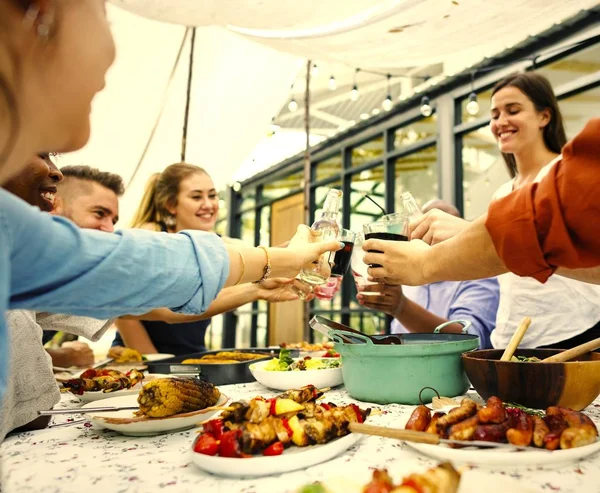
350, 403, 364, 423
263, 441, 284, 456
193, 433, 219, 456
269, 398, 277, 416
219, 430, 243, 458
282, 418, 293, 438
203, 419, 224, 440
320, 403, 331, 411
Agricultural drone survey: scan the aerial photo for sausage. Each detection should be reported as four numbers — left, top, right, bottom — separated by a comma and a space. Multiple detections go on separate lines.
436, 399, 478, 432
547, 407, 598, 434
473, 420, 509, 443
448, 415, 479, 441
477, 396, 507, 424
506, 412, 533, 446
532, 416, 550, 448
543, 414, 568, 450
560, 426, 598, 449
405, 405, 431, 432
425, 412, 446, 436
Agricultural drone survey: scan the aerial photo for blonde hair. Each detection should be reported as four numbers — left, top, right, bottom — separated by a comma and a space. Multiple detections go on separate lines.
130, 163, 209, 229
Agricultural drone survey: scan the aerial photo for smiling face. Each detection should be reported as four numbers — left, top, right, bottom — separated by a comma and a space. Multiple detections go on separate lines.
490, 86, 551, 155
3, 154, 63, 211
54, 180, 119, 232
168, 172, 219, 232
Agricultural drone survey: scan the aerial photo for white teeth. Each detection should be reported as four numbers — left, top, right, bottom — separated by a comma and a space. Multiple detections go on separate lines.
499, 131, 515, 139
41, 192, 55, 202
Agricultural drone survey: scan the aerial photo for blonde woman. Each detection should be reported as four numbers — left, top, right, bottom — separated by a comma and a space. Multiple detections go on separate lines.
115, 164, 298, 354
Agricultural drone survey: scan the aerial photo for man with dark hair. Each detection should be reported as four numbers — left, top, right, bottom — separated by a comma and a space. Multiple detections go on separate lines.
53, 165, 124, 232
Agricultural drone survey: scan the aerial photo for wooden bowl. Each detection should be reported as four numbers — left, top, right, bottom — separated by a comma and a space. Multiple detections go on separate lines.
462, 349, 600, 411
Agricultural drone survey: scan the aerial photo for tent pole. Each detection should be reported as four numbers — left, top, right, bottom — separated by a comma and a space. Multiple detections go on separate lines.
302, 59, 312, 342
181, 27, 197, 162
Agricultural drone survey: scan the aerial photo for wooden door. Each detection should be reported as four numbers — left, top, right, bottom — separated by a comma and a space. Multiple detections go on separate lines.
268, 193, 305, 346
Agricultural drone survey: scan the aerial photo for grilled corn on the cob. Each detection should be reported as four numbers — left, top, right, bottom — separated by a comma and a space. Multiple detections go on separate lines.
137, 377, 220, 417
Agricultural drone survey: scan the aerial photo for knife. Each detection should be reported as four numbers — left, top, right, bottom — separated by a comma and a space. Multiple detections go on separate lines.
39, 406, 139, 416
349, 422, 547, 451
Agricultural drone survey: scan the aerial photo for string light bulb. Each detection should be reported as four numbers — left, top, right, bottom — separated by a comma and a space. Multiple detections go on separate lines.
350, 84, 359, 101
420, 96, 433, 117
328, 75, 336, 91
466, 92, 479, 116
382, 95, 393, 111
311, 63, 319, 76
382, 74, 393, 111
288, 98, 298, 112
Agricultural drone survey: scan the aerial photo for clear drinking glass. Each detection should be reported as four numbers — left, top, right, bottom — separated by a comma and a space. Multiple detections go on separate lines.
350, 233, 381, 296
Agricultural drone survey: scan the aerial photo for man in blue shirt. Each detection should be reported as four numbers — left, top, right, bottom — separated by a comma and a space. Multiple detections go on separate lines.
357, 200, 499, 349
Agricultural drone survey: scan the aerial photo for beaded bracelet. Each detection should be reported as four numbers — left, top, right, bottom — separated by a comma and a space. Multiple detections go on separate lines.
253, 246, 271, 284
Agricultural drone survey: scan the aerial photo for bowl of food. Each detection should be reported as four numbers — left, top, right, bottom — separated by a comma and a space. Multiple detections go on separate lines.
249, 349, 343, 391
462, 349, 600, 411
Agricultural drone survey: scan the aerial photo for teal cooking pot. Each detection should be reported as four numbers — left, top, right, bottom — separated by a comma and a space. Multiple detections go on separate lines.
329, 320, 479, 404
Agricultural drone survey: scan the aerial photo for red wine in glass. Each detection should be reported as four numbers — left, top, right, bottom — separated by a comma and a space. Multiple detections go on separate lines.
331, 241, 354, 276
364, 232, 408, 268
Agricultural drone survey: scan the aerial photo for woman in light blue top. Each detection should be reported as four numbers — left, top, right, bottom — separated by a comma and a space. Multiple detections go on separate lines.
0, 0, 340, 400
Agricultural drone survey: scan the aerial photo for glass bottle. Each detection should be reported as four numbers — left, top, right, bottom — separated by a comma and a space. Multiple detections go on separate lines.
399, 191, 422, 218
298, 188, 342, 286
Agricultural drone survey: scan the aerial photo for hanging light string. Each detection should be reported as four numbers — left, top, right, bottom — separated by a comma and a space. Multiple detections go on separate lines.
280, 34, 598, 122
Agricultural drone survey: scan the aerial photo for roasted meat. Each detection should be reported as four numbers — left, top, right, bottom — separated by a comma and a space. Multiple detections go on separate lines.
137, 377, 220, 418
62, 368, 145, 395
107, 346, 142, 363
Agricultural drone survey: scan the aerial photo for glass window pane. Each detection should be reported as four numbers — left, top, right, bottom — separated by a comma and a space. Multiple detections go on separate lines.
394, 145, 438, 211
460, 88, 493, 124
235, 310, 252, 348
239, 211, 255, 245
537, 43, 600, 88
313, 154, 342, 181
393, 114, 437, 149
257, 300, 268, 347
461, 125, 510, 220
260, 206, 270, 247
262, 170, 303, 201
240, 191, 256, 211
559, 85, 600, 140
351, 135, 384, 167
349, 166, 385, 232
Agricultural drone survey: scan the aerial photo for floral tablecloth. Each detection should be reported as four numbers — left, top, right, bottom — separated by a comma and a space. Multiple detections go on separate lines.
1, 383, 599, 493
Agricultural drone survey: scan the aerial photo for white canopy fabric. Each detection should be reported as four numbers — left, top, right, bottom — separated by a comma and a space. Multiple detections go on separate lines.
57, 1, 598, 227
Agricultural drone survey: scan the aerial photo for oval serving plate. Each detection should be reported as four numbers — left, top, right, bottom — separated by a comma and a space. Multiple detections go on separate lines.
402, 405, 600, 468
249, 358, 343, 391
77, 374, 171, 403
190, 432, 362, 478
82, 393, 228, 436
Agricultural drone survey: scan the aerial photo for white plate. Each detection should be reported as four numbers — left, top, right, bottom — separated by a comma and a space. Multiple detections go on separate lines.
406, 439, 600, 468
82, 393, 228, 436
75, 374, 171, 403
402, 405, 600, 468
190, 433, 362, 478
249, 358, 343, 391
142, 353, 175, 362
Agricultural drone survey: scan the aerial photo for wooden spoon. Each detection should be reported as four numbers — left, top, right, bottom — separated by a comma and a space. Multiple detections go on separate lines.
500, 317, 532, 361
541, 337, 600, 363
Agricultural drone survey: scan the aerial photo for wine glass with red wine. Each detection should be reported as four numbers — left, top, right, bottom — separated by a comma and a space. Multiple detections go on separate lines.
314, 229, 355, 301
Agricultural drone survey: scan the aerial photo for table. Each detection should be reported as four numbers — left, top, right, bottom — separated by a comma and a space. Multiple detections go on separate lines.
2, 383, 599, 493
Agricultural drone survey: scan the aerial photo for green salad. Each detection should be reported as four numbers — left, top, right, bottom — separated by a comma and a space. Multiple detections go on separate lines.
263, 349, 341, 372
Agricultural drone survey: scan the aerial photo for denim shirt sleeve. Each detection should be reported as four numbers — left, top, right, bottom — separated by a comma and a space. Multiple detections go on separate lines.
446, 278, 500, 350
3, 189, 229, 318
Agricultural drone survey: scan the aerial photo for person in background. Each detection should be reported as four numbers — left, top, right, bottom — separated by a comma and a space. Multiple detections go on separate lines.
1, 155, 113, 440
105, 163, 300, 355
372, 74, 600, 349
357, 199, 499, 349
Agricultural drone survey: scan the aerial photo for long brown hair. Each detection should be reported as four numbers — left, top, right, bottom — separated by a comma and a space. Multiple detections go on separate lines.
130, 163, 208, 230
491, 72, 567, 178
